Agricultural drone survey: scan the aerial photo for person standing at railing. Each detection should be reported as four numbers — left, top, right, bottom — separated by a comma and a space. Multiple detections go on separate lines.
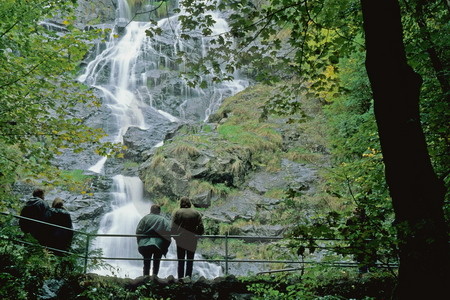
47, 198, 73, 256
19, 188, 51, 246
171, 197, 204, 279
136, 204, 171, 277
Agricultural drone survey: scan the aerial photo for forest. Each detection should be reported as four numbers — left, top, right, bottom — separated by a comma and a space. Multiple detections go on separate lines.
0, 0, 448, 299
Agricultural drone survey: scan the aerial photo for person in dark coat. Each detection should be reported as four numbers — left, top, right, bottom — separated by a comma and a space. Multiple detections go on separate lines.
171, 197, 204, 278
136, 204, 171, 276
47, 198, 74, 256
19, 188, 51, 245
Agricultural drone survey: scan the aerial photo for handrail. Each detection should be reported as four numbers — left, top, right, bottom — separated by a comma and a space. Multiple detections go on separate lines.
1, 212, 399, 275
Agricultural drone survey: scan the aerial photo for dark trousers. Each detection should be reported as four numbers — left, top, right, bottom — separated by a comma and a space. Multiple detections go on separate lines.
138, 245, 162, 276
176, 246, 195, 278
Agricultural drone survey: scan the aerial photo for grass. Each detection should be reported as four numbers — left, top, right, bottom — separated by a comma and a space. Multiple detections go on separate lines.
189, 180, 214, 198
199, 236, 291, 263
59, 169, 93, 192
145, 175, 164, 193
61, 169, 90, 182
170, 143, 200, 157
230, 159, 245, 175
149, 153, 166, 168
123, 160, 139, 169
264, 188, 287, 199
284, 147, 325, 164
217, 123, 282, 155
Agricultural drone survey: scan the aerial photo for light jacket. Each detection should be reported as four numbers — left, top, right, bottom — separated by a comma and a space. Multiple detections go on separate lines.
171, 208, 204, 251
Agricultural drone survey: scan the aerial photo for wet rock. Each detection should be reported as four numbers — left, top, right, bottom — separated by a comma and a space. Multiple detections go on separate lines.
74, 0, 117, 27
237, 224, 285, 238
39, 279, 64, 300
122, 108, 181, 162
204, 190, 279, 223
192, 190, 212, 208
248, 159, 317, 195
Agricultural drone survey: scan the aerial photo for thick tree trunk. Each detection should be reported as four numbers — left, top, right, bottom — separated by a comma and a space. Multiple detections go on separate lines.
360, 0, 448, 299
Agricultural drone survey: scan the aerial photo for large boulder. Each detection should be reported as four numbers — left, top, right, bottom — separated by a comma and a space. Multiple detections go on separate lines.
248, 159, 318, 195
139, 125, 253, 204
122, 108, 182, 162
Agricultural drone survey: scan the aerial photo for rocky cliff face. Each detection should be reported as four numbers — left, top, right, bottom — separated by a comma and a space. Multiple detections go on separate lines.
138, 84, 324, 238
74, 0, 117, 27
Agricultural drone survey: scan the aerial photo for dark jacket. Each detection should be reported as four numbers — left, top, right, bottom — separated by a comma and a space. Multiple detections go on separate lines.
19, 197, 51, 245
171, 208, 204, 251
47, 207, 73, 254
136, 213, 171, 256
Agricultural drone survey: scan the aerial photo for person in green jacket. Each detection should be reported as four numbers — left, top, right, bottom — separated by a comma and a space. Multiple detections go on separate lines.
136, 204, 171, 276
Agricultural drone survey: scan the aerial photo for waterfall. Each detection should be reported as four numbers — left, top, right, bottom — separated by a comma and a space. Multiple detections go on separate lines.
93, 175, 146, 277
79, 0, 247, 278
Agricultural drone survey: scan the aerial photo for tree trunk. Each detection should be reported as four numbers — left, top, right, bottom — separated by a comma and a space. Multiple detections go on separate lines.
360, 0, 448, 299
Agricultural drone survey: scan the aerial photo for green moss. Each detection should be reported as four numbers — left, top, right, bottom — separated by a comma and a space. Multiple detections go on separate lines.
152, 195, 178, 215
264, 188, 286, 199
284, 147, 325, 164
59, 169, 94, 193
169, 142, 200, 158
123, 160, 139, 169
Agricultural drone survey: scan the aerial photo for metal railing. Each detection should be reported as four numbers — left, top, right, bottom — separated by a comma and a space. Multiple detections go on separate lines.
1, 212, 398, 275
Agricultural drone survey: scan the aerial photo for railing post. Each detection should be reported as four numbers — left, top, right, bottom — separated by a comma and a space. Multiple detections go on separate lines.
225, 233, 228, 275
84, 234, 90, 274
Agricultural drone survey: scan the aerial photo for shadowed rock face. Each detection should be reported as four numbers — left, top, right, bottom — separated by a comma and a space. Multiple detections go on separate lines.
74, 0, 117, 28
138, 121, 318, 241
138, 124, 255, 203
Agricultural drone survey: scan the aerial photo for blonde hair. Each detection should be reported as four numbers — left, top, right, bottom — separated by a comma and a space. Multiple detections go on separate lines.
52, 198, 64, 209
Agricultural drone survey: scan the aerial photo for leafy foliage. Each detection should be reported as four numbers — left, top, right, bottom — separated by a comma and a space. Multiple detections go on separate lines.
0, 0, 119, 209
245, 271, 396, 299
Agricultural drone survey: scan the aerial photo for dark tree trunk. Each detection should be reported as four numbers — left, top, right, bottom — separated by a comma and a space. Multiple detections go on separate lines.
360, 0, 448, 299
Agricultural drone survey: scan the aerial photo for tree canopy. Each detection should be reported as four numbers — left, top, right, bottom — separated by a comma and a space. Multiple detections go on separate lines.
0, 0, 118, 208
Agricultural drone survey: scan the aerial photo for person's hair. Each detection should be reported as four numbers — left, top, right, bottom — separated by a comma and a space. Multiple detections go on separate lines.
32, 188, 45, 199
150, 204, 161, 214
52, 198, 64, 209
179, 197, 192, 208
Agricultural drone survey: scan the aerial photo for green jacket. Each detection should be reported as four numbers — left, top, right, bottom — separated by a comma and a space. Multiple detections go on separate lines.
136, 213, 171, 255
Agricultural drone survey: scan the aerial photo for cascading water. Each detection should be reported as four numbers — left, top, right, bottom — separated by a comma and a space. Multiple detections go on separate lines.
78, 0, 247, 278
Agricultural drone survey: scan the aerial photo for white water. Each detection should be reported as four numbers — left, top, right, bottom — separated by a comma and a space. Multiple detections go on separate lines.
80, 0, 248, 278
93, 175, 222, 278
